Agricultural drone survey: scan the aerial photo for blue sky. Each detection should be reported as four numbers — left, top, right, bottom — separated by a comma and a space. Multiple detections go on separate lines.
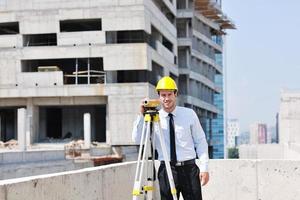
222, 0, 300, 132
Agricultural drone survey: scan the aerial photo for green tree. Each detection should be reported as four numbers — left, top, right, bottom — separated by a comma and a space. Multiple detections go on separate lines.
228, 147, 239, 159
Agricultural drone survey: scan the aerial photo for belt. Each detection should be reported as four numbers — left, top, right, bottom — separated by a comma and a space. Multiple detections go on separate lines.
161, 159, 195, 167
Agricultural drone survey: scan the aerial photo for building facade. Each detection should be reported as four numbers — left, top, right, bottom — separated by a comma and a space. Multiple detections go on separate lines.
0, 0, 233, 153
227, 119, 239, 148
211, 44, 225, 158
279, 90, 300, 145
176, 0, 234, 158
249, 123, 268, 144
237, 131, 250, 146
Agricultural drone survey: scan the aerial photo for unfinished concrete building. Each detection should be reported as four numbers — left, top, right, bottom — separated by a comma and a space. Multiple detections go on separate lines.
0, 0, 233, 157
0, 0, 178, 150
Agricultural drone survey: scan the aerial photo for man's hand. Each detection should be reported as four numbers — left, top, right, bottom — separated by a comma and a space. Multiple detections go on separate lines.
199, 172, 209, 186
139, 98, 147, 114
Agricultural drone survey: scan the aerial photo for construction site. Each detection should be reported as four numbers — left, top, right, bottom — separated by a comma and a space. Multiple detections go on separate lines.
0, 0, 234, 159
2, 0, 298, 200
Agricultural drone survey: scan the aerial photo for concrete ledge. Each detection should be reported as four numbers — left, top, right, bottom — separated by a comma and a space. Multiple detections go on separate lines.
17, 71, 64, 87
1, 160, 300, 200
57, 31, 106, 46
0, 162, 136, 200
0, 35, 22, 48
0, 150, 65, 164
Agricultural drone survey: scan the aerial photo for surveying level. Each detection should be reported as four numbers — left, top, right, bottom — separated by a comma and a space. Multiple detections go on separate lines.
132, 103, 178, 200
143, 99, 160, 108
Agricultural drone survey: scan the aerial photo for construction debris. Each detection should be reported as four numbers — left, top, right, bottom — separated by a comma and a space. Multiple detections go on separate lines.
92, 155, 122, 166
64, 141, 123, 166
64, 140, 84, 157
41, 137, 73, 143
0, 139, 18, 149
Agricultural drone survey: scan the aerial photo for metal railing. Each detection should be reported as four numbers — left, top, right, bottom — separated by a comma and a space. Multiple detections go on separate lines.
64, 70, 106, 85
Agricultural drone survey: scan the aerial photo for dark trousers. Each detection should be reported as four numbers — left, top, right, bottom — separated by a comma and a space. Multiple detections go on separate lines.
158, 162, 203, 200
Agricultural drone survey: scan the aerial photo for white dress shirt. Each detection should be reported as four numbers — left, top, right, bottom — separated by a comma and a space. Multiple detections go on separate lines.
132, 106, 209, 172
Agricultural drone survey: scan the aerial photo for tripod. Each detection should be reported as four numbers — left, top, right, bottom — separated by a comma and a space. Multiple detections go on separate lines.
132, 109, 178, 200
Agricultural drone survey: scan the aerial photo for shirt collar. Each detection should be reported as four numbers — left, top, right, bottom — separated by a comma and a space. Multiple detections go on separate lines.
160, 106, 177, 118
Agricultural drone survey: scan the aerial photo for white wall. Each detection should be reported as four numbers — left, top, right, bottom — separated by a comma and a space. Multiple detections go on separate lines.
0, 35, 22, 48
16, 72, 64, 87
1, 160, 300, 200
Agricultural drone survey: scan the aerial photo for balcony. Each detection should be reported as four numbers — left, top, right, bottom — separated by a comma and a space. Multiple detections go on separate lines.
177, 9, 194, 18
194, 0, 235, 30
0, 34, 22, 48
179, 94, 219, 114
191, 49, 222, 74
193, 30, 222, 52
19, 43, 150, 71
16, 71, 64, 87
57, 31, 106, 46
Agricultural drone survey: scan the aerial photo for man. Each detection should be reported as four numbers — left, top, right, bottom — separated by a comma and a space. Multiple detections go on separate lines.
132, 76, 209, 200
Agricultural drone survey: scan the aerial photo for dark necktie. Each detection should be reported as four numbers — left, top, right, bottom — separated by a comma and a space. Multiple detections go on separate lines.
168, 113, 177, 162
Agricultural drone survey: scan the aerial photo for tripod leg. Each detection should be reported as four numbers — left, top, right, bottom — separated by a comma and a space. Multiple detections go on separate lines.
155, 121, 178, 200
134, 120, 147, 181
138, 121, 151, 192
133, 120, 148, 199
144, 122, 156, 200
133, 120, 151, 199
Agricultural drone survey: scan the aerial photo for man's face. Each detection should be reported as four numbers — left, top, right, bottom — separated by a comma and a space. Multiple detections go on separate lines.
159, 90, 177, 112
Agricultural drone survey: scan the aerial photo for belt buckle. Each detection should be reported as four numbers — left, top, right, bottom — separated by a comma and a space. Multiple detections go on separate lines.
175, 161, 183, 166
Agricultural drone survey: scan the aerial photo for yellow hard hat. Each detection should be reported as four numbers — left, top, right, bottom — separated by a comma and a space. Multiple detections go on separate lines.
156, 76, 178, 91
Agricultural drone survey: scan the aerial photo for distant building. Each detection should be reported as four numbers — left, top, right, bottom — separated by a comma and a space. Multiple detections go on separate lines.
227, 119, 239, 148
267, 129, 272, 144
279, 90, 300, 145
240, 90, 300, 159
237, 131, 250, 145
268, 126, 278, 143
275, 113, 279, 143
249, 123, 267, 144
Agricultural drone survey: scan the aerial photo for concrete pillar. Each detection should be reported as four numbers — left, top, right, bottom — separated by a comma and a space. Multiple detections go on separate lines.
87, 57, 90, 84
26, 117, 31, 149
84, 113, 91, 148
26, 98, 32, 147
17, 108, 27, 151
75, 58, 78, 85
186, 49, 190, 68
106, 99, 112, 144
186, 19, 189, 37
0, 115, 2, 140
26, 98, 38, 146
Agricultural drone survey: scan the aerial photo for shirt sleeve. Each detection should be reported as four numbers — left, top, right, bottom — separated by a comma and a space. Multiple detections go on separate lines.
190, 110, 209, 172
132, 114, 144, 144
